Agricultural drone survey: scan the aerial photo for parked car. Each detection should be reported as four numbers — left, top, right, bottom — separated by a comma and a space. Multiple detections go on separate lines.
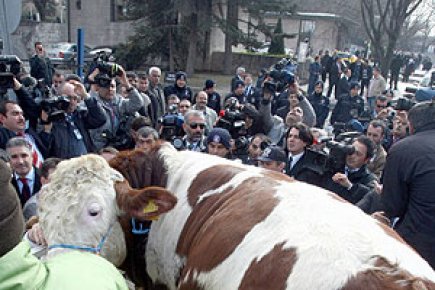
45, 42, 93, 67
405, 68, 435, 95
407, 69, 426, 86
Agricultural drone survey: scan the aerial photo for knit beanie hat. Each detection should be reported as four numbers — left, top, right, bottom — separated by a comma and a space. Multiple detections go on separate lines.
0, 160, 25, 257
207, 128, 232, 149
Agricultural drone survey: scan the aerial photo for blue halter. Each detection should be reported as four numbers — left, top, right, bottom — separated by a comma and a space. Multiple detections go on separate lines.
48, 222, 115, 254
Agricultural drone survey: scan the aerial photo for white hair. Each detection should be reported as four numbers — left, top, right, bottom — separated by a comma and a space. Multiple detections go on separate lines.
149, 66, 162, 75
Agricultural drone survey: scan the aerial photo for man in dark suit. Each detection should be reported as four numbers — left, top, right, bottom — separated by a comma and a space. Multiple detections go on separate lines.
6, 137, 42, 207
327, 57, 343, 99
230, 67, 246, 92
336, 68, 352, 99
29, 41, 55, 86
285, 123, 323, 186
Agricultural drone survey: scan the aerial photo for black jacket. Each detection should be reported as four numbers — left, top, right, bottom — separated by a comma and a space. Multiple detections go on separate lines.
164, 84, 193, 103
29, 55, 54, 86
330, 94, 364, 125
381, 128, 435, 269
307, 92, 330, 128
285, 149, 324, 187
336, 76, 350, 98
322, 165, 376, 204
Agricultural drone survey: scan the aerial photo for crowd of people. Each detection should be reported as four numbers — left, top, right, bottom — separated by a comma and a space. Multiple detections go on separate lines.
1, 41, 434, 270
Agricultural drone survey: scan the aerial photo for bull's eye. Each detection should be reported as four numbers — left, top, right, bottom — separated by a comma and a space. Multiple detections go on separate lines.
88, 203, 102, 217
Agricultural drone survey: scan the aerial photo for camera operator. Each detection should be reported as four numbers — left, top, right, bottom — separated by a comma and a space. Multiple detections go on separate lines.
206, 128, 233, 159
88, 66, 143, 151
40, 80, 107, 158
181, 110, 207, 152
285, 122, 323, 186
322, 135, 377, 204
330, 82, 365, 126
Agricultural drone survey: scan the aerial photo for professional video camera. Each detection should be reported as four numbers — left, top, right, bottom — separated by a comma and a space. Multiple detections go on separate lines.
0, 55, 21, 98
308, 132, 360, 175
216, 97, 246, 138
40, 96, 70, 122
392, 97, 416, 111
216, 97, 249, 156
100, 115, 133, 150
159, 104, 185, 149
268, 58, 297, 92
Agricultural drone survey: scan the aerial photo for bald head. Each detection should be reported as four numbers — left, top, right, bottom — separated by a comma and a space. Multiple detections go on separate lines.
62, 82, 75, 97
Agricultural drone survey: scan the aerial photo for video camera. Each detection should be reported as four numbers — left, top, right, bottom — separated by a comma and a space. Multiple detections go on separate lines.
101, 115, 133, 150
268, 58, 297, 93
159, 104, 185, 149
216, 97, 249, 156
392, 97, 416, 111
216, 97, 246, 139
0, 55, 21, 98
309, 132, 360, 175
40, 96, 71, 122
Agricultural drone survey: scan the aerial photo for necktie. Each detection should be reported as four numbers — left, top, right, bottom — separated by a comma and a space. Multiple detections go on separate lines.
19, 177, 31, 202
287, 156, 293, 175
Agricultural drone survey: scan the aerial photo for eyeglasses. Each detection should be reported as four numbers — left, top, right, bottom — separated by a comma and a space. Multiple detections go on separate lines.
376, 104, 387, 109
189, 123, 205, 129
180, 105, 190, 108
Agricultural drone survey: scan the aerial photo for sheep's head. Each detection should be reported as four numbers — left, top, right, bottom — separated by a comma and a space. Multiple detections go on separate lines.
39, 154, 126, 266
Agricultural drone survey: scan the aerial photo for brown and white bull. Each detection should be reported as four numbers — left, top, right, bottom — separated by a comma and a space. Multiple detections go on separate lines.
111, 143, 435, 290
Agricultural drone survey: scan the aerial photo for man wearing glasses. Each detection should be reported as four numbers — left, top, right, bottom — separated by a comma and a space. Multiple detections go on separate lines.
181, 110, 207, 152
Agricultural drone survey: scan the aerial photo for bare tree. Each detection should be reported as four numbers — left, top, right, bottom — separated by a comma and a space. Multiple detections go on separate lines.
361, 0, 423, 75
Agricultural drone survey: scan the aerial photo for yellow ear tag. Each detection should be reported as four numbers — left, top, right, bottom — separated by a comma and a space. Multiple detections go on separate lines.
143, 200, 159, 220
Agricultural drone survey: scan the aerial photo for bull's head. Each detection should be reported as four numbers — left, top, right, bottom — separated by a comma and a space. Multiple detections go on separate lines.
110, 148, 177, 221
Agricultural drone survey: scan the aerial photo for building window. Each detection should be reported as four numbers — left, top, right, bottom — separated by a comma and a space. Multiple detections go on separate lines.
76, 0, 81, 10
110, 0, 136, 22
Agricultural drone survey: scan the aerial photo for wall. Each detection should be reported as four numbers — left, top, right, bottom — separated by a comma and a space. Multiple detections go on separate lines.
69, 0, 134, 47
11, 21, 67, 59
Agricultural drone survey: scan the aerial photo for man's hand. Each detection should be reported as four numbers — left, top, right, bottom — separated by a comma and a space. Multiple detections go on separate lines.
27, 223, 47, 246
69, 80, 88, 100
332, 172, 352, 189
117, 65, 131, 89
88, 67, 100, 82
13, 78, 22, 91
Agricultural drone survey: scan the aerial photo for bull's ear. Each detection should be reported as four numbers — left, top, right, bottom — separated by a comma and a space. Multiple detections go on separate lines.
115, 180, 177, 221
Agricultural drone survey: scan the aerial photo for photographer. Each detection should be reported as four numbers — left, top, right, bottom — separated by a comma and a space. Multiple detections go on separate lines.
88, 66, 143, 151
322, 135, 377, 204
40, 80, 107, 159
275, 88, 316, 128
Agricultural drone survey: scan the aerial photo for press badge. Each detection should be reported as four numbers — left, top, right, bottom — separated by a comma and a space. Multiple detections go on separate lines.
73, 129, 83, 140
